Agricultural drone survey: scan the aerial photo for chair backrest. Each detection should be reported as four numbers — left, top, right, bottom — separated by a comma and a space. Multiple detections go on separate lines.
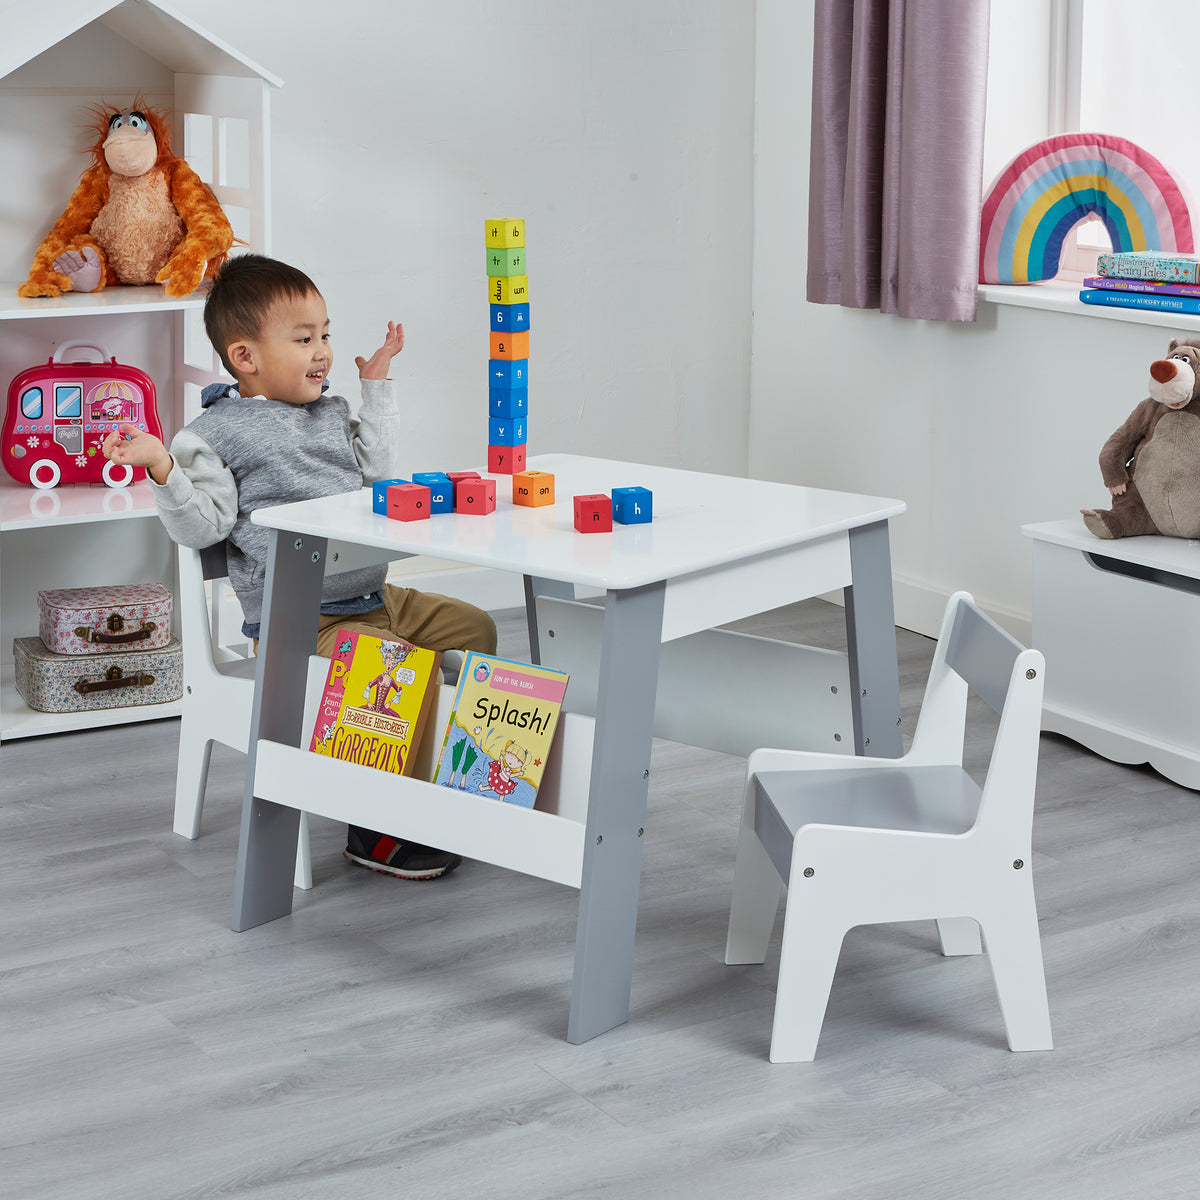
913, 592, 1045, 835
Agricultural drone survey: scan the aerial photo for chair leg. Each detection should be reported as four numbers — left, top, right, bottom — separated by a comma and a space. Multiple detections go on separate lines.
173, 730, 214, 840
769, 905, 846, 1063
979, 892, 1053, 1052
725, 819, 784, 965
937, 916, 982, 957
293, 811, 313, 890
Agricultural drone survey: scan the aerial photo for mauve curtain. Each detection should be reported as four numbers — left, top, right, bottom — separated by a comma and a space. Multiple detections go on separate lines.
807, 0, 990, 322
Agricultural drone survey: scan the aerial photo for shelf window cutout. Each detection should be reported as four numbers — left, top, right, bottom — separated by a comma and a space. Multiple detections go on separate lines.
183, 306, 212, 373
183, 381, 204, 423
218, 117, 250, 190
223, 205, 251, 247
183, 113, 214, 185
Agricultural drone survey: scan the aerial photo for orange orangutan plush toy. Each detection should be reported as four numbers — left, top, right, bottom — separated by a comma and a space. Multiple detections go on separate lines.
19, 99, 234, 299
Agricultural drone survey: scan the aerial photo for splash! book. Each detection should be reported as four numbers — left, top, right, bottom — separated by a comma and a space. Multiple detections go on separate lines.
433, 652, 569, 808
309, 630, 441, 777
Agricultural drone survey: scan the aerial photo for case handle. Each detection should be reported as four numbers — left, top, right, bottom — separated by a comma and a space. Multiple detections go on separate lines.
51, 341, 113, 365
74, 668, 155, 695
74, 621, 157, 645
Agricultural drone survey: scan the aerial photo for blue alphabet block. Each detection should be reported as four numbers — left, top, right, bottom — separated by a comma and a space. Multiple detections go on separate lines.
489, 416, 527, 446
489, 358, 528, 389
372, 477, 409, 514
612, 486, 653, 524
412, 471, 454, 514
490, 303, 531, 332
490, 387, 528, 418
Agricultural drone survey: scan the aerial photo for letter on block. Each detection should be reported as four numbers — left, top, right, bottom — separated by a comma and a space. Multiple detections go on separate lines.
612, 486, 653, 524
574, 493, 613, 533
486, 247, 526, 277
490, 387, 528, 419
387, 482, 431, 522
513, 470, 555, 507
485, 218, 525, 248
489, 416, 527, 446
490, 303, 531, 332
490, 330, 530, 360
488, 443, 526, 474
489, 358, 528, 389
372, 476, 409, 515
489, 275, 530, 305
412, 471, 454, 514
456, 477, 496, 514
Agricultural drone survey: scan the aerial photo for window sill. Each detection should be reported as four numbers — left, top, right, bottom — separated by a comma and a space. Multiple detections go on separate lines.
978, 279, 1200, 333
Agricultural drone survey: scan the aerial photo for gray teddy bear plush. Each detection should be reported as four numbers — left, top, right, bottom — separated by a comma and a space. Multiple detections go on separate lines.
1081, 338, 1200, 539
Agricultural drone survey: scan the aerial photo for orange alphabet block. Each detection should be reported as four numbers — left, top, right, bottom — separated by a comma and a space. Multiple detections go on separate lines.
490, 330, 530, 360
513, 470, 555, 507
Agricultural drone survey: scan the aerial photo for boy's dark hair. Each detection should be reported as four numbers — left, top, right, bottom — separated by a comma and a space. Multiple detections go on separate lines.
203, 254, 321, 376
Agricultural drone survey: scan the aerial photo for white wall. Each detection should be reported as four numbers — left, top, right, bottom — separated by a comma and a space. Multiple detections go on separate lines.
166, 0, 756, 482
751, 0, 1184, 639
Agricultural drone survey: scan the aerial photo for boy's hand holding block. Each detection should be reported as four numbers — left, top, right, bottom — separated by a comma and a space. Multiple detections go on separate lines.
373, 477, 409, 515
411, 471, 454, 514
612, 486, 653, 524
387, 482, 432, 521
574, 493, 613, 533
457, 477, 496, 514
513, 470, 555, 507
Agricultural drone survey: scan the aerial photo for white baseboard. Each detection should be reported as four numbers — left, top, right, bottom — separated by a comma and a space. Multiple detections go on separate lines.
820, 576, 1033, 646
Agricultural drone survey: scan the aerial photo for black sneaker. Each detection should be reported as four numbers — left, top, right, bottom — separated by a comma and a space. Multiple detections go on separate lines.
344, 825, 462, 880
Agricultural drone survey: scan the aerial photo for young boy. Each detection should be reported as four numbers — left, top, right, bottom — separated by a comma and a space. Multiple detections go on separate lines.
103, 253, 496, 880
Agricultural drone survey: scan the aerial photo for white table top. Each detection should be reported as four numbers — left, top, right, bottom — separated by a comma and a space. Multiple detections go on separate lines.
251, 454, 905, 591
1024, 517, 1200, 580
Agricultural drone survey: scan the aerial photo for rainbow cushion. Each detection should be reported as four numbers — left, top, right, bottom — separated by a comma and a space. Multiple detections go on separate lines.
978, 133, 1195, 284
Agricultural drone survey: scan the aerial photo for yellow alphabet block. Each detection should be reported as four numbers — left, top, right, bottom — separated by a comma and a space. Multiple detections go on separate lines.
513, 470, 555, 507
485, 218, 525, 248
488, 274, 529, 305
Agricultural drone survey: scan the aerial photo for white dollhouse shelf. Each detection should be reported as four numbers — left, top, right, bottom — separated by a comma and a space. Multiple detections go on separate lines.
0, 284, 206, 323
0, 0, 279, 743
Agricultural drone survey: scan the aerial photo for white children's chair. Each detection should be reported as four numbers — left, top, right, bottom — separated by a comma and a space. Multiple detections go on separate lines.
725, 591, 1052, 1063
174, 542, 312, 890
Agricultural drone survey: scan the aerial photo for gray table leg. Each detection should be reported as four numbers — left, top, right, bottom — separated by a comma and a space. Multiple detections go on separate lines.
843, 520, 903, 759
523, 574, 575, 664
568, 579, 665, 1044
232, 528, 326, 932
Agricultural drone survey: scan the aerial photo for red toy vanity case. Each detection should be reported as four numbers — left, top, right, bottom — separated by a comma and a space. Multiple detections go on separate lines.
2, 341, 162, 489
38, 583, 172, 655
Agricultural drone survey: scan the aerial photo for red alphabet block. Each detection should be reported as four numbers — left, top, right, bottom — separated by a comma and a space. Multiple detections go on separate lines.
457, 477, 496, 514
446, 470, 480, 508
573, 493, 612, 533
386, 482, 431, 521
488, 443, 526, 474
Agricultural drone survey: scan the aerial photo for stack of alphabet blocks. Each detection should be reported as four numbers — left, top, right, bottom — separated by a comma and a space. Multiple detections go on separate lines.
487, 217, 528, 476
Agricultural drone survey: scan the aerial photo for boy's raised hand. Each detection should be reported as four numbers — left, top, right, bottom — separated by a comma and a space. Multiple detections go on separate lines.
102, 424, 173, 485
355, 321, 405, 380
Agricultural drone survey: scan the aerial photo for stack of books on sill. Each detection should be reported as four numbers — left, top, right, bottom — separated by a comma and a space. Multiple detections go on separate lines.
1080, 250, 1200, 315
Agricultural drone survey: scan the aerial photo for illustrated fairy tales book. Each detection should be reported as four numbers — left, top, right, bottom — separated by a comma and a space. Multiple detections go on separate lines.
309, 630, 441, 776
434, 652, 570, 808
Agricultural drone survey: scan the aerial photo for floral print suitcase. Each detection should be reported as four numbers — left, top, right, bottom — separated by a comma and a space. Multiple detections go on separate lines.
12, 636, 183, 713
37, 582, 172, 655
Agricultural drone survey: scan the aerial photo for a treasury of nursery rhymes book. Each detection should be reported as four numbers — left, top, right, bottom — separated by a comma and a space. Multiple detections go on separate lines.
309, 630, 441, 776
433, 652, 569, 808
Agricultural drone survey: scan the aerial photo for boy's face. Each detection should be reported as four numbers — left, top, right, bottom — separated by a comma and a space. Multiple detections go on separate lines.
228, 290, 332, 404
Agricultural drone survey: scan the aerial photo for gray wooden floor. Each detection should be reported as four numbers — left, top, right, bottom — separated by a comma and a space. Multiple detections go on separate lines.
3, 599, 1200, 1199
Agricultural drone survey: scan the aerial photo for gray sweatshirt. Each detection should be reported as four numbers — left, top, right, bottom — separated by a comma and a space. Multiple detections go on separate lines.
151, 378, 401, 633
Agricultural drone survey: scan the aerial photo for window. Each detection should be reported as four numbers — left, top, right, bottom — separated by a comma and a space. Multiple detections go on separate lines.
985, 0, 1200, 283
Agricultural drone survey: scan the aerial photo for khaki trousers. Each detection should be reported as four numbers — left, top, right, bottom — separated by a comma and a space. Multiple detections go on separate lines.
312, 584, 497, 659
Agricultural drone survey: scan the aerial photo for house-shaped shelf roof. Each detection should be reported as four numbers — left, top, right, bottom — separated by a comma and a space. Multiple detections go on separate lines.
1, 0, 282, 86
